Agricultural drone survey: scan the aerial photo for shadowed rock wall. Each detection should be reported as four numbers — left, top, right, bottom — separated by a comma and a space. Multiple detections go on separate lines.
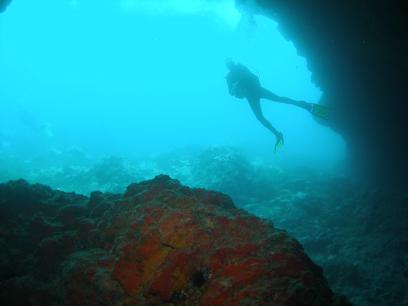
239, 0, 408, 187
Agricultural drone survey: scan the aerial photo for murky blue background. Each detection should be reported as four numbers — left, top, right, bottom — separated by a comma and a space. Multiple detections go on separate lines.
0, 0, 344, 171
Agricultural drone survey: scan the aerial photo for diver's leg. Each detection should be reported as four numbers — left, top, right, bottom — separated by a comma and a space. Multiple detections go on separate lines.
259, 87, 330, 120
247, 96, 276, 134
247, 96, 284, 150
259, 87, 311, 111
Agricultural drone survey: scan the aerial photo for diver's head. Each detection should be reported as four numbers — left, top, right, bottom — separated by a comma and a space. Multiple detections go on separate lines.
225, 58, 235, 70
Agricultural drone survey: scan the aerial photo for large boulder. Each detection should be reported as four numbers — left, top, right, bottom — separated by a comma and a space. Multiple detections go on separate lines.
0, 176, 350, 305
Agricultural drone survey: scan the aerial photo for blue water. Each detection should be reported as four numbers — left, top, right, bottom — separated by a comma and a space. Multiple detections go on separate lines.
0, 0, 344, 173
2, 3, 407, 306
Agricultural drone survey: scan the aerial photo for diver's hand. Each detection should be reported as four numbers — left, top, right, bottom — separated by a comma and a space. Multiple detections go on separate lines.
274, 132, 284, 153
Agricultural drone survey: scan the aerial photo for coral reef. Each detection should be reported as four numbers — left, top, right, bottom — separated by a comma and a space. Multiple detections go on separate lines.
0, 154, 142, 195
0, 176, 349, 306
241, 175, 408, 306
190, 147, 255, 200
1, 147, 407, 305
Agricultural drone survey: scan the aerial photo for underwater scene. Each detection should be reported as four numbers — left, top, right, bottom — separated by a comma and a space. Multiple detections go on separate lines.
1, 1, 407, 306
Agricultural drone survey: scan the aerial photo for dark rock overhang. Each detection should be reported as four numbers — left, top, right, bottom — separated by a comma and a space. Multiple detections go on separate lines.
237, 0, 408, 188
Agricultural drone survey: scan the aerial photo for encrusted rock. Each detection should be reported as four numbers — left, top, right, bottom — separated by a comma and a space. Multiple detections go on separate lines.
0, 176, 351, 305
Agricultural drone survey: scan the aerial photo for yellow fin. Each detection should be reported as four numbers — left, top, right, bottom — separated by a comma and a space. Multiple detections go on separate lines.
274, 138, 284, 153
312, 104, 330, 119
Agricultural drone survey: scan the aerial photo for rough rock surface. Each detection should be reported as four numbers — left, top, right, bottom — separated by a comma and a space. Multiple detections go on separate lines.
0, 176, 350, 305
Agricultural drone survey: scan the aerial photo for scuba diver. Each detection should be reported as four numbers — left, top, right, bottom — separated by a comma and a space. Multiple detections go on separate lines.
225, 59, 329, 152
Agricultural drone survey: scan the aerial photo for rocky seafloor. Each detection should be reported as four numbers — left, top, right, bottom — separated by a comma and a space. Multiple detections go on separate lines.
1, 146, 407, 305
0, 175, 351, 306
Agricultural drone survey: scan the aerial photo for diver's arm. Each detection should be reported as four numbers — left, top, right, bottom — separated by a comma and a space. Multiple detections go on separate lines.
226, 74, 237, 96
